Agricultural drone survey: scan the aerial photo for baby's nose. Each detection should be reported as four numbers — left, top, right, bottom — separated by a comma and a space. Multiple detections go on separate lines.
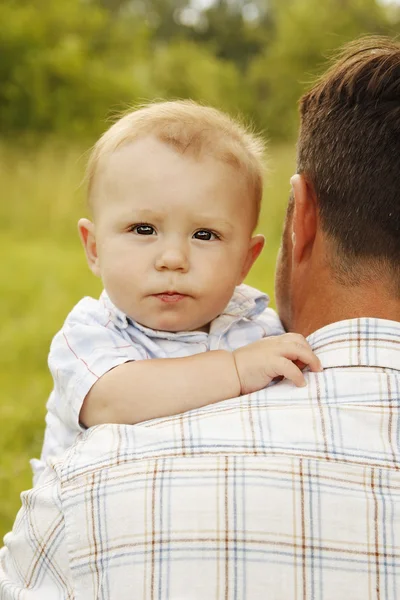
155, 245, 189, 272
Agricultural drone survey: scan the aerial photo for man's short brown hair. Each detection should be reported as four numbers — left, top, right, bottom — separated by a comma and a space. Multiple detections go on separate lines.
297, 36, 400, 289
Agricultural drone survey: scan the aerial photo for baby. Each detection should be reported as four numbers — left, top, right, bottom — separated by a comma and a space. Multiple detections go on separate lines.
32, 100, 321, 482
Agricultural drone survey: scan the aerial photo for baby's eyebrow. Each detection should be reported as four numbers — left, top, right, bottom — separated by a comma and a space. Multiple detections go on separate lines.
196, 218, 235, 232
124, 209, 164, 221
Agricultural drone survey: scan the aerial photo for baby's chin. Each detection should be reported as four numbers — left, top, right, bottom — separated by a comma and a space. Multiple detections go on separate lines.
110, 294, 213, 333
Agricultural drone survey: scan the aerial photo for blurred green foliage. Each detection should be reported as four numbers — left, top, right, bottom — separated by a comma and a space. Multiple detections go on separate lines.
1, 0, 399, 139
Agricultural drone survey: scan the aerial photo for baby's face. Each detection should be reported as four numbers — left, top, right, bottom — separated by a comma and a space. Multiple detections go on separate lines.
83, 136, 263, 332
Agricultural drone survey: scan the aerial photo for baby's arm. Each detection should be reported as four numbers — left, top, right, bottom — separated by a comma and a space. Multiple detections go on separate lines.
80, 333, 321, 427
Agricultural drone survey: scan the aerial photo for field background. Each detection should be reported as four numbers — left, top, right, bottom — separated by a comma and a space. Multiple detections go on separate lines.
1, 0, 400, 542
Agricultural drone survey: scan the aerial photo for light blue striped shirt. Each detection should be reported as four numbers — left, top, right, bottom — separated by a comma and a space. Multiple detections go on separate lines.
32, 284, 283, 482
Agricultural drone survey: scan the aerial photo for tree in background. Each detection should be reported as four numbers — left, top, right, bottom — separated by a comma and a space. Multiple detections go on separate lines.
0, 0, 151, 135
248, 0, 393, 137
0, 0, 399, 139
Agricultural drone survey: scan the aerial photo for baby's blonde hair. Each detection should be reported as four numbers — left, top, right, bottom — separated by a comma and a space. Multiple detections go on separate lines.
87, 100, 266, 226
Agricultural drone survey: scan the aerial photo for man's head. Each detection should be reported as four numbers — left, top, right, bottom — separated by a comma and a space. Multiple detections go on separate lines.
79, 100, 266, 332
275, 36, 400, 334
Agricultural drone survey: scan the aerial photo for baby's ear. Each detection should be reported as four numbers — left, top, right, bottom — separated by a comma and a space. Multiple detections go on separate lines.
238, 234, 265, 283
78, 218, 101, 277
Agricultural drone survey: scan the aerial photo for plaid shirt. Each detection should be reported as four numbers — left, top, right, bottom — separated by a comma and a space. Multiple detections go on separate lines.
2, 317, 400, 600
32, 284, 283, 483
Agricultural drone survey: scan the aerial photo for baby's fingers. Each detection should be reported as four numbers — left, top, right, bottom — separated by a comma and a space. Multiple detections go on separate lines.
271, 357, 306, 387
283, 341, 322, 373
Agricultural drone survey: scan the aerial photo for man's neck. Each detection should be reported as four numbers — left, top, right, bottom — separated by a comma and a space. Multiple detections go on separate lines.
292, 277, 400, 338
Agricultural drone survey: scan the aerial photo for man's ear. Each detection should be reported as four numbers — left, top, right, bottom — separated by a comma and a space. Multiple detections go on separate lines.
78, 218, 101, 277
290, 174, 317, 266
238, 234, 265, 284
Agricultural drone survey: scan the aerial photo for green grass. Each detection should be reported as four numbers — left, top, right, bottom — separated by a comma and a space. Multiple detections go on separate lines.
0, 140, 296, 541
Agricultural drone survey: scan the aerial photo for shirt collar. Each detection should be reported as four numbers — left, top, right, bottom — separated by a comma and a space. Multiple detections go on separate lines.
220, 284, 269, 319
100, 291, 131, 330
307, 318, 400, 371
99, 291, 206, 340
99, 284, 269, 339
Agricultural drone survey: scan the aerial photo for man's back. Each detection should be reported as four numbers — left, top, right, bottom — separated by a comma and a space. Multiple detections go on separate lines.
1, 317, 399, 599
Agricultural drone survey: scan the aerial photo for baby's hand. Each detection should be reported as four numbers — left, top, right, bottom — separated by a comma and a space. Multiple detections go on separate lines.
232, 333, 322, 395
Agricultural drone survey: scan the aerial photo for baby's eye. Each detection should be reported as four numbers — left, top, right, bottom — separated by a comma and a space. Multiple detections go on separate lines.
131, 224, 156, 235
193, 229, 219, 241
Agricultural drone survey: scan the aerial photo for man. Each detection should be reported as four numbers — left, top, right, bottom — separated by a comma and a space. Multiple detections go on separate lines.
1, 36, 399, 600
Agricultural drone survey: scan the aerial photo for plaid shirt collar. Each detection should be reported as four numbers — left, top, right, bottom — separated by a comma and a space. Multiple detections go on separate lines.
308, 317, 400, 371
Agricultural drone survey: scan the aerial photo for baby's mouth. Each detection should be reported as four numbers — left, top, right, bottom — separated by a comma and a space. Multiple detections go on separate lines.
153, 291, 188, 303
